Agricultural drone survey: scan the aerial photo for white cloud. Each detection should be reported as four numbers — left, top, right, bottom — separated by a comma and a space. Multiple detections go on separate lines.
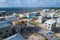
0, 0, 7, 3
0, 0, 59, 7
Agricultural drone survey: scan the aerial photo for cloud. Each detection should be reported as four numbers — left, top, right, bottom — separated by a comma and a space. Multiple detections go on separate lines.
0, 0, 7, 3
27, 0, 38, 3
0, 0, 23, 7
0, 0, 59, 7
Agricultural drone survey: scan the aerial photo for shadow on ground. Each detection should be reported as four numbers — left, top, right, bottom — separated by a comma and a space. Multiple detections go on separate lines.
53, 27, 60, 33
20, 26, 42, 39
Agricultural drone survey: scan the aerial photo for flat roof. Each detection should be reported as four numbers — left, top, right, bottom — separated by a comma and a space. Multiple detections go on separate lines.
5, 15, 15, 18
4, 33, 25, 40
50, 37, 58, 40
44, 19, 56, 24
0, 21, 11, 28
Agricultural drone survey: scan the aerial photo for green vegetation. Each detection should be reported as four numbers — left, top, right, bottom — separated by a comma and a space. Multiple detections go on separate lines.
29, 21, 38, 25
44, 38, 48, 40
34, 33, 38, 36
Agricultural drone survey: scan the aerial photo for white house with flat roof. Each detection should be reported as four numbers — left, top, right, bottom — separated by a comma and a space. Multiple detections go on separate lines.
0, 17, 4, 20
0, 21, 12, 38
57, 17, 60, 24
4, 33, 26, 40
56, 17, 60, 27
37, 16, 46, 23
5, 15, 17, 21
47, 13, 56, 19
44, 19, 56, 31
42, 9, 49, 12
50, 13, 56, 19
37, 14, 47, 23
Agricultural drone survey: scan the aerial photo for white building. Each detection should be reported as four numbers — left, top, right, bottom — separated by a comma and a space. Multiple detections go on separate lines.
0, 21, 12, 38
44, 19, 56, 31
37, 14, 47, 23
5, 15, 17, 21
47, 13, 56, 19
19, 14, 24, 18
56, 17, 60, 26
4, 33, 26, 40
50, 13, 56, 19
42, 9, 49, 12
0, 17, 4, 20
37, 16, 46, 23
0, 11, 7, 16
57, 17, 60, 24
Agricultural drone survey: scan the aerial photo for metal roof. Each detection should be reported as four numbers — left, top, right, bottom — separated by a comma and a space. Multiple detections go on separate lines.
4, 33, 26, 40
0, 21, 11, 28
50, 37, 58, 40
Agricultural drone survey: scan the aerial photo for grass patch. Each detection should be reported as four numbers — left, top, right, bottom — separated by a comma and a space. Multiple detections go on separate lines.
29, 21, 38, 25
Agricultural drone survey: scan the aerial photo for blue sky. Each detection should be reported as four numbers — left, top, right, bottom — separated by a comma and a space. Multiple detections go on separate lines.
0, 0, 59, 7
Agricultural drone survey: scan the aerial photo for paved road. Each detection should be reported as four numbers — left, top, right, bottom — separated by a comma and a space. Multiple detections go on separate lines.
37, 30, 46, 37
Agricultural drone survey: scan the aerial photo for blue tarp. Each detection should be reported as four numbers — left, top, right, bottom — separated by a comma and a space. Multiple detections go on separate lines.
47, 32, 52, 35
26, 12, 38, 19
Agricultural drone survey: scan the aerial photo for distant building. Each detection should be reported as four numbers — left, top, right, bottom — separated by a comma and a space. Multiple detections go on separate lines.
47, 13, 56, 19
0, 11, 7, 16
44, 19, 56, 31
5, 15, 17, 21
56, 17, 60, 26
56, 10, 60, 12
0, 17, 5, 21
31, 12, 38, 16
19, 14, 24, 18
57, 17, 60, 24
4, 33, 26, 40
0, 21, 12, 38
37, 14, 47, 23
29, 12, 39, 18
42, 9, 49, 12
50, 13, 56, 19
25, 14, 30, 19
37, 16, 46, 23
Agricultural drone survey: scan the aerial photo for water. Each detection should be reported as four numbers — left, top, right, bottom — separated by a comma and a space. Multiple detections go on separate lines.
0, 7, 41, 13
0, 7, 60, 13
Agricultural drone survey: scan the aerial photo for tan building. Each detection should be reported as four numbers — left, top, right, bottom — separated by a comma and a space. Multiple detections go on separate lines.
0, 21, 12, 39
11, 19, 27, 34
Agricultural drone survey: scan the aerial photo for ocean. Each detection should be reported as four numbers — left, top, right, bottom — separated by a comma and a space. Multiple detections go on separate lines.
0, 7, 41, 13
0, 7, 60, 13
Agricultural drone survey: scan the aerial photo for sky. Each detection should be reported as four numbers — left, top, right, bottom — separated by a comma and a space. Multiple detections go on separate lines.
0, 0, 60, 7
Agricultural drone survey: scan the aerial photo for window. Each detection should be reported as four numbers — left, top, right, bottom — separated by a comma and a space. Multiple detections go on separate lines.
6, 30, 8, 32
45, 23, 47, 27
49, 24, 50, 26
9, 33, 12, 36
48, 27, 50, 28
45, 26, 47, 27
45, 23, 47, 24
0, 32, 2, 35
